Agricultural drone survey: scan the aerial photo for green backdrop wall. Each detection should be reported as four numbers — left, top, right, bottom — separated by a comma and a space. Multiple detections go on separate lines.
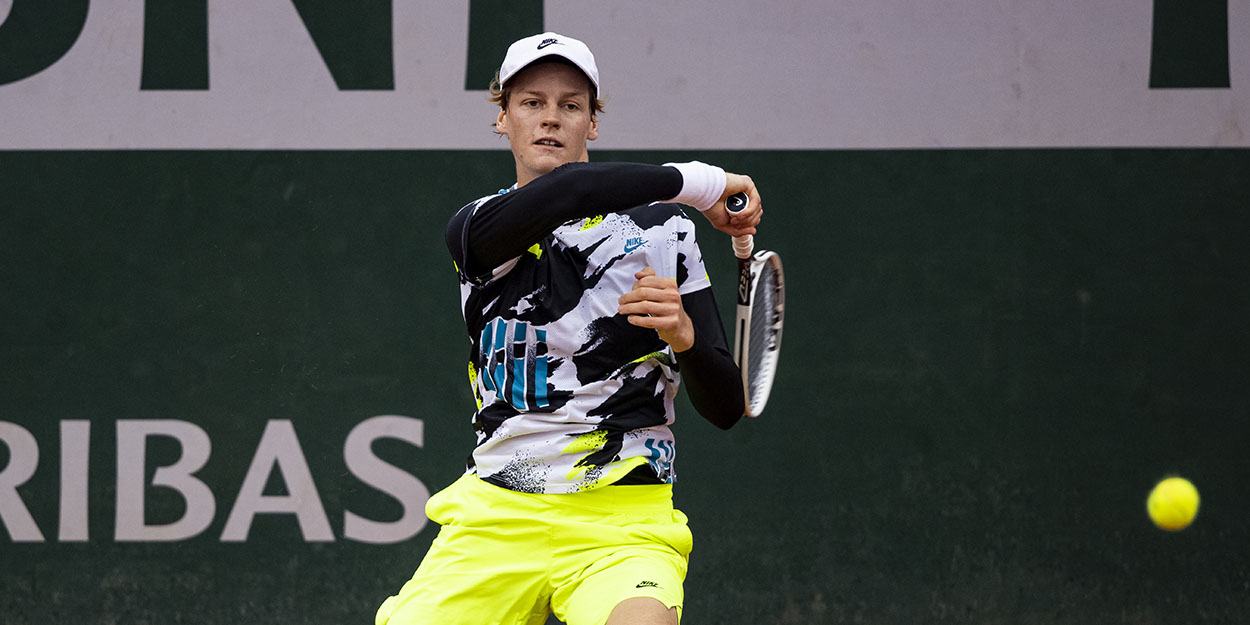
2, 149, 1248, 623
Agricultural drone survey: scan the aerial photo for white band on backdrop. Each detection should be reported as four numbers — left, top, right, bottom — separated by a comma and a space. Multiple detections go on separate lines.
0, 0, 1246, 149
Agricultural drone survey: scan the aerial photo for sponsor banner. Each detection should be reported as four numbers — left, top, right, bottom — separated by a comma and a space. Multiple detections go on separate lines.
0, 0, 1246, 149
0, 417, 429, 544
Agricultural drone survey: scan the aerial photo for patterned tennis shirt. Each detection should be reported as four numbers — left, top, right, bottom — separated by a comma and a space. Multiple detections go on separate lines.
451, 193, 711, 494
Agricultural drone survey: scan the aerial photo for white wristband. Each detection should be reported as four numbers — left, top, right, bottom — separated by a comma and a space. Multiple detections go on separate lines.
663, 161, 727, 212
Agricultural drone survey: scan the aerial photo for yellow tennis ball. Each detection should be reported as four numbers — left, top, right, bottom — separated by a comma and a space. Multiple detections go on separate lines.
1147, 476, 1199, 531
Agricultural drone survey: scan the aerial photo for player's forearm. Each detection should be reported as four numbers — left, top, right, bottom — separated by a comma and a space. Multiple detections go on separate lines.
454, 162, 682, 273
675, 288, 745, 429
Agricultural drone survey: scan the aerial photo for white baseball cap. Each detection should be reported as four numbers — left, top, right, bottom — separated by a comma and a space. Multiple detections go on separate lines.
499, 32, 600, 93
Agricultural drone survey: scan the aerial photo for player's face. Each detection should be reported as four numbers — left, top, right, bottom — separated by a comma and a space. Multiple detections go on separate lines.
496, 62, 598, 187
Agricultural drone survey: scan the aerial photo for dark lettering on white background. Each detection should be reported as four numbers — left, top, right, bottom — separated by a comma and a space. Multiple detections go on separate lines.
0, 0, 394, 89
1149, 0, 1230, 88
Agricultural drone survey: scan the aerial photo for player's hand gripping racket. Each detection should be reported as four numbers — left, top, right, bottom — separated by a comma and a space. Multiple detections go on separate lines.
725, 192, 785, 418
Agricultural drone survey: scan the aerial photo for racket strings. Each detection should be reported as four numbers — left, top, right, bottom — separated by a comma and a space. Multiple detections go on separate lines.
746, 262, 781, 409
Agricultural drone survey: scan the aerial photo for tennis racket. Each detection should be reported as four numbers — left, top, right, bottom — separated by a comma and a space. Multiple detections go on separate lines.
725, 192, 785, 418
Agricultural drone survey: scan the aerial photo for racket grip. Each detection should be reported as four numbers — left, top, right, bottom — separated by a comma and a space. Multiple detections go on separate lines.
732, 234, 755, 259
725, 192, 754, 259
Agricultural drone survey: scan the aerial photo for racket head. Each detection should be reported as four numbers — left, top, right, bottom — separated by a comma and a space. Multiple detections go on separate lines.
735, 250, 785, 417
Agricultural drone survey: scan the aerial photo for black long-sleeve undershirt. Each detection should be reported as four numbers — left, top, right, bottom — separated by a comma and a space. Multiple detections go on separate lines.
446, 161, 683, 278
445, 161, 745, 428
675, 288, 744, 430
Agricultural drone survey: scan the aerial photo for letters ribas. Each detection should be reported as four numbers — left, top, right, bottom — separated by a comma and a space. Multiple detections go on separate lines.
0, 416, 430, 544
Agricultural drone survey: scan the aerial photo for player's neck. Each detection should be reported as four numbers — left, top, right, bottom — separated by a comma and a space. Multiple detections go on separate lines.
514, 156, 592, 189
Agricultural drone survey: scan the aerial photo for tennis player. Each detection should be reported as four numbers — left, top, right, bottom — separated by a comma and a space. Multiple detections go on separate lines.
376, 32, 763, 625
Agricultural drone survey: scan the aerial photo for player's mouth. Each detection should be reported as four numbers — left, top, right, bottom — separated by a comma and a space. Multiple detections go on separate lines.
534, 138, 563, 149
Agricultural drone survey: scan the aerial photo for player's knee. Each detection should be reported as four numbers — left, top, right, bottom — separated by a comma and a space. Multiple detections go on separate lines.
603, 597, 678, 625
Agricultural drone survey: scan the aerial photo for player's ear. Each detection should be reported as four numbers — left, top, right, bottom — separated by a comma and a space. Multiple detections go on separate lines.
496, 109, 509, 135
588, 115, 598, 141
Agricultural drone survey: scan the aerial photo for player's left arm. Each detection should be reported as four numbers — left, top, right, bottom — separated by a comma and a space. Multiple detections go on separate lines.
619, 269, 744, 428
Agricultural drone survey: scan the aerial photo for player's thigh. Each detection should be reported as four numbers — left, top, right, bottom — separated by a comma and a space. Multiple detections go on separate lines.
554, 549, 687, 625
377, 476, 552, 625
604, 597, 679, 625
376, 522, 552, 625
553, 487, 693, 625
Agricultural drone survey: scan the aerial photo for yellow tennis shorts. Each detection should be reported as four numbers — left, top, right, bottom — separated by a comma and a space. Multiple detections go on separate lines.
376, 473, 693, 625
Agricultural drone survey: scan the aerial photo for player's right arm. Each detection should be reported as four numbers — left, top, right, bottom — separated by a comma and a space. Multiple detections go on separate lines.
446, 162, 680, 279
703, 172, 763, 237
445, 162, 760, 279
